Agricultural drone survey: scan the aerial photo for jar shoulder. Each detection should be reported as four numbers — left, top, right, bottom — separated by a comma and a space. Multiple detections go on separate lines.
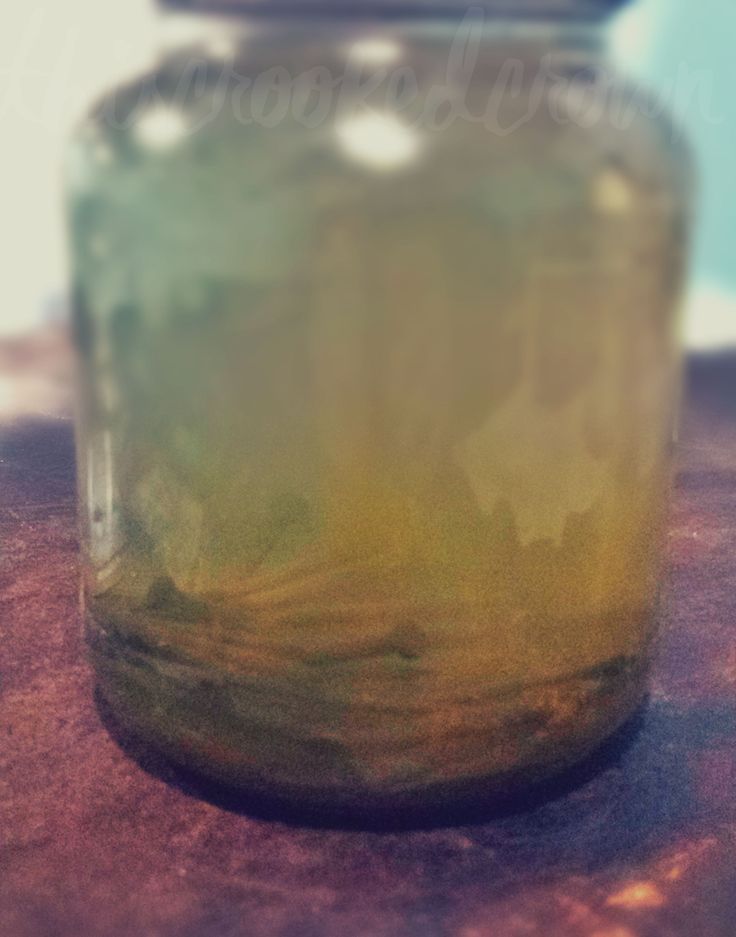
67, 44, 693, 218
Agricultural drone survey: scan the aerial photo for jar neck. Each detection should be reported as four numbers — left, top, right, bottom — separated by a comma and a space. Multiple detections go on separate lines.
157, 8, 607, 61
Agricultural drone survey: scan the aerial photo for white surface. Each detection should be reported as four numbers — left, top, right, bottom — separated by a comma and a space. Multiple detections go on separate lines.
685, 285, 736, 352
0, 0, 156, 336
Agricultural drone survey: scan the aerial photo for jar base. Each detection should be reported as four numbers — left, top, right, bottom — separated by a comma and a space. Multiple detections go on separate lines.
87, 612, 649, 826
93, 680, 647, 829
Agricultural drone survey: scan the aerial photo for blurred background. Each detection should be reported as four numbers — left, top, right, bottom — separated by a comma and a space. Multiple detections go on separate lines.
1, 0, 735, 348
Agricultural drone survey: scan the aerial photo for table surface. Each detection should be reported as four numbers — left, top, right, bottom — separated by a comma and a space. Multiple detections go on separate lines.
2, 348, 736, 937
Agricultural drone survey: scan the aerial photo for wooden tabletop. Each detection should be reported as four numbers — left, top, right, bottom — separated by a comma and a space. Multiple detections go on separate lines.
2, 344, 736, 937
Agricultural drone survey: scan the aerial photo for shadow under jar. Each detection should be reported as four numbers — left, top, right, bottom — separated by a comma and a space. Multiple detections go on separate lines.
68, 0, 692, 814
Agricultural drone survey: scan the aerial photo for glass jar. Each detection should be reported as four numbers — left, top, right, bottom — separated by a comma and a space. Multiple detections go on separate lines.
68, 0, 691, 813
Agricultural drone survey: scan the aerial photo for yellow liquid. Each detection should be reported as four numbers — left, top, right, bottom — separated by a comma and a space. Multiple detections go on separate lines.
70, 41, 689, 805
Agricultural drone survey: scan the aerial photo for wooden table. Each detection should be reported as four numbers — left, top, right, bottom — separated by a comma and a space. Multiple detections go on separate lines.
2, 348, 736, 937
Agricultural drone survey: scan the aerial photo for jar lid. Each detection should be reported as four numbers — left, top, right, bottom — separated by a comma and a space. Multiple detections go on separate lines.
159, 0, 630, 19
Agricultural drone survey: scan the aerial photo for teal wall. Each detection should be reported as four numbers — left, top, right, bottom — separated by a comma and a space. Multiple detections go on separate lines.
620, 0, 736, 293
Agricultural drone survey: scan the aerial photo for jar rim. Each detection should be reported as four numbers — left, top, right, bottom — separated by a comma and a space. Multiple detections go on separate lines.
157, 0, 631, 21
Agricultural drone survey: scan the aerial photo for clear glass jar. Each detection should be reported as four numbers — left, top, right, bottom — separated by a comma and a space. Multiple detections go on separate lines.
68, 0, 691, 812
